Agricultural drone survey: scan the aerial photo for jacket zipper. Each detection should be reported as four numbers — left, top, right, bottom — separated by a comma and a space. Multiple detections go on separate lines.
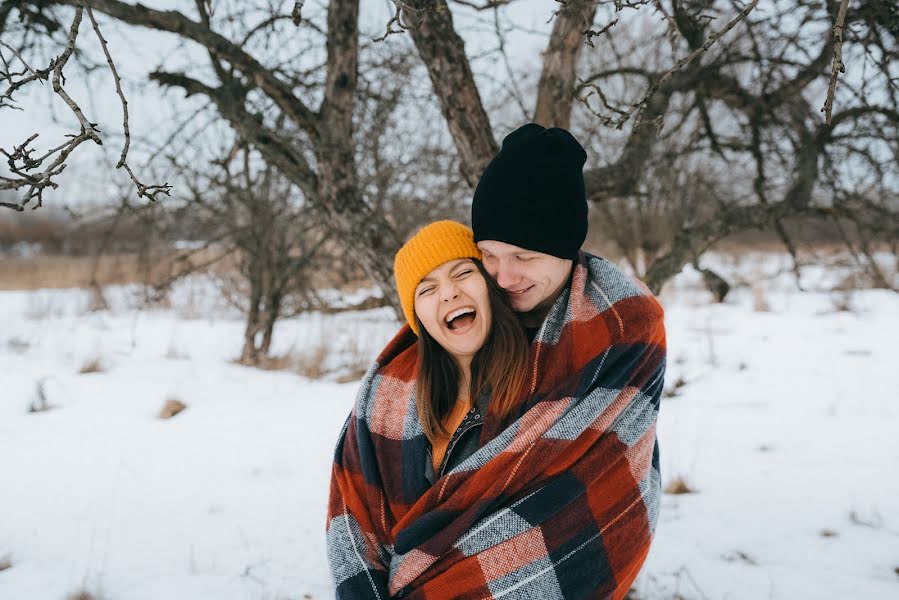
438, 419, 482, 477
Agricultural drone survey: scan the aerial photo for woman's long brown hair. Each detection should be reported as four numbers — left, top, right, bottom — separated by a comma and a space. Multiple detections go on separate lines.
415, 260, 530, 443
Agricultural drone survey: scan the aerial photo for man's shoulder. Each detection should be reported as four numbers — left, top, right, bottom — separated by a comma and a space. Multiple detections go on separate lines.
581, 252, 659, 307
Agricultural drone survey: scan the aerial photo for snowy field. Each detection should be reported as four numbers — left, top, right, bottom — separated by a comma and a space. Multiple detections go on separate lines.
1, 253, 897, 600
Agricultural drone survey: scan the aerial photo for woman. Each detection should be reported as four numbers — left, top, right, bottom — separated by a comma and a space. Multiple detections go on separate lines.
391, 220, 529, 479
328, 221, 666, 600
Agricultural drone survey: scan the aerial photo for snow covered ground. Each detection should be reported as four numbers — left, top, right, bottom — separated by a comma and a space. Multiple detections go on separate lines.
0, 254, 897, 600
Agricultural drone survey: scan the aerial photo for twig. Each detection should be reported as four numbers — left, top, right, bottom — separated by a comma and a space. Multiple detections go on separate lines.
0, 37, 54, 104
651, 0, 678, 37
822, 0, 850, 125
51, 5, 101, 144
583, 19, 618, 48
493, 5, 528, 118
451, 0, 512, 10
578, 81, 630, 125
0, 40, 39, 78
0, 1, 170, 210
86, 6, 171, 200
581, 0, 759, 131
373, 1, 413, 42
86, 6, 129, 167
291, 0, 305, 26
120, 163, 171, 201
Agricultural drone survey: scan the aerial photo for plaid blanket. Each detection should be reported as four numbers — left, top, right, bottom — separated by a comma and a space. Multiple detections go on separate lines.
327, 252, 666, 599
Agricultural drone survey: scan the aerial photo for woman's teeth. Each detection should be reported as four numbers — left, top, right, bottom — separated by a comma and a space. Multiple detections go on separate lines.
445, 307, 476, 330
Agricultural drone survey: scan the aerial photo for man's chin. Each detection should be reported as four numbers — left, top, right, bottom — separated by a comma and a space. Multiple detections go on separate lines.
509, 294, 538, 313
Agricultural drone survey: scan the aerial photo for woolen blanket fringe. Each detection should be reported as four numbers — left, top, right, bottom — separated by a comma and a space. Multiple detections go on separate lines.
328, 253, 666, 599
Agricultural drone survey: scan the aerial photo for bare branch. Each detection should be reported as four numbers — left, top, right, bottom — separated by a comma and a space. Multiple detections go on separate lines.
492, 5, 528, 120
450, 0, 513, 10
291, 1, 304, 26
578, 80, 630, 126
85, 6, 128, 167
0, 7, 100, 210
822, 0, 850, 125
0, 39, 39, 78
583, 0, 760, 131
51, 5, 100, 143
374, 1, 413, 43
584, 18, 617, 48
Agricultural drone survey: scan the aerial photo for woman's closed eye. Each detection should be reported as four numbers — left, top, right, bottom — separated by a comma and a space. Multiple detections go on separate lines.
453, 269, 473, 279
417, 285, 436, 296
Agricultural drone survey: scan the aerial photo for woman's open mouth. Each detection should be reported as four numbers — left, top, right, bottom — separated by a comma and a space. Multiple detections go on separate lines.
444, 306, 477, 333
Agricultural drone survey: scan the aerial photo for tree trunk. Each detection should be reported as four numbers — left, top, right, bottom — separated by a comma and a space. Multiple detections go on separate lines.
404, 0, 498, 186
240, 270, 264, 364
533, 0, 599, 129
259, 289, 282, 357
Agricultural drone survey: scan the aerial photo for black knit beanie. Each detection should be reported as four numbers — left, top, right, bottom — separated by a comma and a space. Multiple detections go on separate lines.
472, 123, 588, 260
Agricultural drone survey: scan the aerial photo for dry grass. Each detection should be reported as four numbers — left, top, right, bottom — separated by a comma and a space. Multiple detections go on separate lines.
664, 375, 687, 398
28, 378, 55, 413
0, 248, 232, 291
159, 398, 187, 419
0, 254, 142, 291
333, 336, 373, 383
664, 476, 697, 495
78, 358, 105, 374
248, 342, 332, 379
295, 344, 330, 380
830, 290, 854, 312
254, 352, 299, 371
334, 364, 370, 384
66, 590, 105, 600
819, 528, 838, 538
751, 283, 770, 312
0, 554, 11, 571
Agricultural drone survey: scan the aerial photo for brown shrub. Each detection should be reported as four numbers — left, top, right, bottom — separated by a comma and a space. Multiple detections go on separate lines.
66, 591, 105, 600
78, 358, 105, 374
296, 344, 330, 380
664, 476, 696, 495
159, 398, 187, 419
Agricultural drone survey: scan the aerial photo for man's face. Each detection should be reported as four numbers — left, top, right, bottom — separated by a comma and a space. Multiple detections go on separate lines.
477, 240, 572, 314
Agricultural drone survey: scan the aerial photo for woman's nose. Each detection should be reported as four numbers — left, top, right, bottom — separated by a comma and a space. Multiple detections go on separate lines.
440, 282, 460, 302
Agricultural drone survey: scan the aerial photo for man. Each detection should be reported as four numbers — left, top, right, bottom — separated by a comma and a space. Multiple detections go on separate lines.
472, 123, 588, 331
470, 123, 666, 596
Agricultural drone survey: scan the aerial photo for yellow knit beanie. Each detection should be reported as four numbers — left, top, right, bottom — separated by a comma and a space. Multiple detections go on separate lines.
393, 220, 481, 335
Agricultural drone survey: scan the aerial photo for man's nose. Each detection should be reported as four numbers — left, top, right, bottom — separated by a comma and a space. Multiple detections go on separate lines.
494, 261, 519, 290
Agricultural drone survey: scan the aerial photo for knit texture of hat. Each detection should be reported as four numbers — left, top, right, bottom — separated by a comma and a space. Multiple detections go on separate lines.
472, 123, 588, 260
393, 220, 481, 335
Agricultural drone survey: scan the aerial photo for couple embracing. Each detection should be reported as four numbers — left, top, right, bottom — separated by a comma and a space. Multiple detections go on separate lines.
327, 124, 667, 599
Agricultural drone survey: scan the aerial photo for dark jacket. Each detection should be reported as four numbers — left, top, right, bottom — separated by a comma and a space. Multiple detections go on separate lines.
423, 390, 491, 484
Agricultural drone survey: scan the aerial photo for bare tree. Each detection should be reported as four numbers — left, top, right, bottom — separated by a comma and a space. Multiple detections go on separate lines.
3, 0, 897, 299
401, 0, 898, 291
2, 0, 404, 314
161, 147, 329, 365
